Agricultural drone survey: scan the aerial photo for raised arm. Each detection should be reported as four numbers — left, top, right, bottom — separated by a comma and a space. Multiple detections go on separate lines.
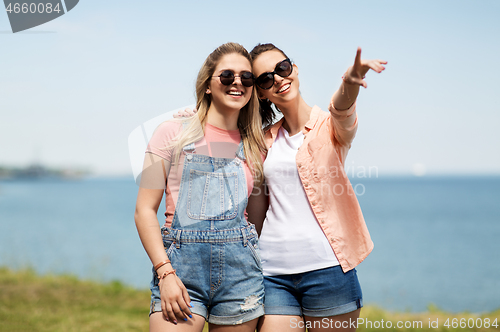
328, 48, 387, 157
331, 47, 387, 111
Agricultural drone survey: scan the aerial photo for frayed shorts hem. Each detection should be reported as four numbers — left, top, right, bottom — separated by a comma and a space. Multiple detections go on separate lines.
208, 305, 265, 325
150, 300, 264, 325
149, 300, 208, 319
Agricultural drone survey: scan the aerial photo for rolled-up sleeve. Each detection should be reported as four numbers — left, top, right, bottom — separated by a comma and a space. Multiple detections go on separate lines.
328, 99, 358, 164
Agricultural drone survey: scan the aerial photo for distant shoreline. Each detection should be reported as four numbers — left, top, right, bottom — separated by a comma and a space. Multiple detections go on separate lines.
2, 172, 500, 182
0, 164, 91, 180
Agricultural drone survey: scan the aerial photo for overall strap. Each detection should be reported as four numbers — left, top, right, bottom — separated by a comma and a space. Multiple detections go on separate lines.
235, 141, 245, 161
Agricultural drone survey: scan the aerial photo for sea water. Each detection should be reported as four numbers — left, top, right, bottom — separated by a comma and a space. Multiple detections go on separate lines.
0, 176, 499, 313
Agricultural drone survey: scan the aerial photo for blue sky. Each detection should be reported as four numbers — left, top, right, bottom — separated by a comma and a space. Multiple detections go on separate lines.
1, 0, 499, 176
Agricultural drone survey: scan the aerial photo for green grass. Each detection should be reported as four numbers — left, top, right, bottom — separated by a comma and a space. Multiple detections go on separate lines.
0, 267, 150, 332
357, 305, 500, 331
1, 267, 498, 331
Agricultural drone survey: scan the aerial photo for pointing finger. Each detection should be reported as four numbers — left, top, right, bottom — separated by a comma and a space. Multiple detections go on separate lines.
354, 47, 362, 67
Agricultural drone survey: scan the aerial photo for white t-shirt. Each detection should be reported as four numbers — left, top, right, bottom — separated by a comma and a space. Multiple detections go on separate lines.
259, 127, 339, 276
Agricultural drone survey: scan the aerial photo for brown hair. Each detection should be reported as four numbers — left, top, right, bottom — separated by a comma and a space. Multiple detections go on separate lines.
250, 43, 290, 128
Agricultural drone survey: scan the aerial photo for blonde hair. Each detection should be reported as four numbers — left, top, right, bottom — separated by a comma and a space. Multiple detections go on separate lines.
171, 42, 266, 186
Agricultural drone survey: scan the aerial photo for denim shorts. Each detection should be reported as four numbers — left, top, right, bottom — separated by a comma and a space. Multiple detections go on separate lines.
150, 225, 265, 325
263, 265, 363, 317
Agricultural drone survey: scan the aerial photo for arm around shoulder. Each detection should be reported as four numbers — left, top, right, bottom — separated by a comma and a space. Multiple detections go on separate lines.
246, 180, 268, 236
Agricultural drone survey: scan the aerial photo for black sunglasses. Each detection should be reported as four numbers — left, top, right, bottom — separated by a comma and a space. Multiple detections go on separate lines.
255, 58, 293, 90
213, 70, 255, 87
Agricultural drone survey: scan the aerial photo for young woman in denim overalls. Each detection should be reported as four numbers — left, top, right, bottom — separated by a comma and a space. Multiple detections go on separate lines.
135, 43, 267, 332
249, 44, 387, 332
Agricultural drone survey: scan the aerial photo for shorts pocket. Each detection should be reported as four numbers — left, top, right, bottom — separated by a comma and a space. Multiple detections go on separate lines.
161, 236, 176, 257
187, 169, 238, 220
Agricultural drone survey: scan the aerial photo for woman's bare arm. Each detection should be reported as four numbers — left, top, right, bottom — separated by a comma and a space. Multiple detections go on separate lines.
134, 153, 192, 323
331, 47, 387, 111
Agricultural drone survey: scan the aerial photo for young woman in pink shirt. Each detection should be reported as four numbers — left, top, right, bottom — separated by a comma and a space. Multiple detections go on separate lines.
135, 42, 268, 332
249, 43, 387, 332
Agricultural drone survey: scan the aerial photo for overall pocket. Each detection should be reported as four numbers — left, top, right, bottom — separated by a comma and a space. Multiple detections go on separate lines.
187, 169, 239, 220
247, 236, 263, 271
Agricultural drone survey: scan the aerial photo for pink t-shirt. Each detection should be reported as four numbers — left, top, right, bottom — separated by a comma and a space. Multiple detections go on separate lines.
146, 120, 254, 226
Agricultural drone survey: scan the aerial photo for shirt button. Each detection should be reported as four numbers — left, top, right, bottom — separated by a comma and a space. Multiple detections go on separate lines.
304, 182, 309, 187
330, 238, 334, 242
311, 201, 317, 205
235, 159, 241, 165
186, 154, 193, 161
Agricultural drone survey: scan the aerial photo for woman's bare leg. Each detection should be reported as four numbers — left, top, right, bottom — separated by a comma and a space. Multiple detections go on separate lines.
209, 318, 259, 332
304, 308, 361, 332
257, 315, 305, 332
150, 312, 206, 332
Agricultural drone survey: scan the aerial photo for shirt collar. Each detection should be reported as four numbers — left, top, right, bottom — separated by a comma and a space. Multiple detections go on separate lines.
304, 105, 322, 132
266, 105, 322, 142
267, 117, 284, 142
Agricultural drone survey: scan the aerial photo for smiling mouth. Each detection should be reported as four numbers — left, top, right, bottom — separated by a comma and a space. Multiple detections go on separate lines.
228, 91, 243, 96
278, 83, 290, 93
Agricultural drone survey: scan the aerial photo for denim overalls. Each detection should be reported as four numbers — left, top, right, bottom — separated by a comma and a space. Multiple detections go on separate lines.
150, 139, 265, 325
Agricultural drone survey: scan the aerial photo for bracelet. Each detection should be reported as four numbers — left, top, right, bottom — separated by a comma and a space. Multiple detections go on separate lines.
154, 260, 171, 272
158, 269, 177, 280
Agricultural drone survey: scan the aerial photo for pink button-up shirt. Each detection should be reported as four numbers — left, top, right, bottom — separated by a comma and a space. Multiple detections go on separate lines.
264, 100, 373, 272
